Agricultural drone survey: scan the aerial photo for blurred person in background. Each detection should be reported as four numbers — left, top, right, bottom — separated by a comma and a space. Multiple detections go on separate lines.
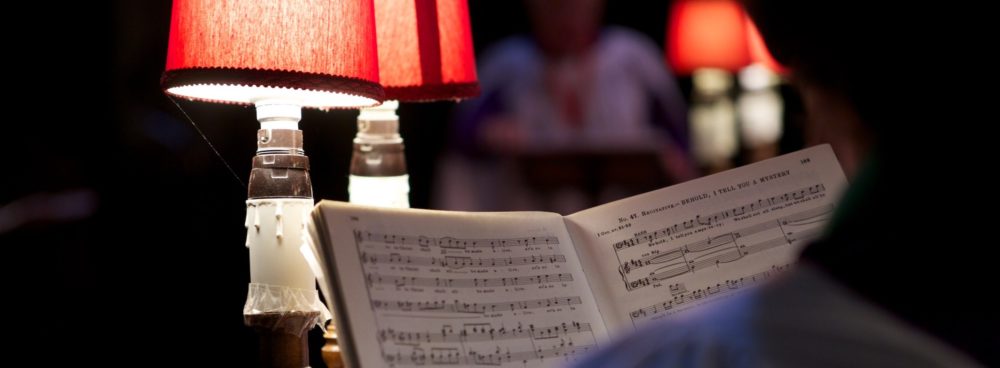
570, 0, 994, 367
436, 0, 697, 214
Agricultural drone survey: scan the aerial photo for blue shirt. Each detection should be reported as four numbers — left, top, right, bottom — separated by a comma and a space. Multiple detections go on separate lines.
570, 264, 981, 368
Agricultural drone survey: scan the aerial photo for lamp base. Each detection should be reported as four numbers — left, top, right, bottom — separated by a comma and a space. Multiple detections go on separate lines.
321, 323, 345, 368
245, 311, 320, 368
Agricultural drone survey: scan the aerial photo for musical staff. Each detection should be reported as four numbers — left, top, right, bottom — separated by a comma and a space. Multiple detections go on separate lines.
618, 205, 832, 290
628, 264, 790, 324
371, 297, 584, 314
383, 344, 595, 366
361, 252, 567, 269
379, 321, 593, 345
469, 344, 593, 366
612, 184, 826, 251
781, 205, 832, 226
347, 216, 605, 368
367, 273, 574, 288
384, 347, 462, 366
356, 231, 560, 249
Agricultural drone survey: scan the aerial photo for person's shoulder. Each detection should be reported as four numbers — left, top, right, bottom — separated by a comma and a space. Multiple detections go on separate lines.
571, 264, 985, 368
597, 26, 662, 57
594, 26, 669, 76
749, 264, 986, 368
573, 293, 757, 368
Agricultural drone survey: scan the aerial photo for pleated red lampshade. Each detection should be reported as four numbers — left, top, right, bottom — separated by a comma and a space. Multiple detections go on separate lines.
373, 0, 479, 101
666, 0, 751, 75
162, 0, 384, 109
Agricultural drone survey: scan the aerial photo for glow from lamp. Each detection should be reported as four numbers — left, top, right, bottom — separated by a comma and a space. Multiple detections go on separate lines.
167, 85, 377, 108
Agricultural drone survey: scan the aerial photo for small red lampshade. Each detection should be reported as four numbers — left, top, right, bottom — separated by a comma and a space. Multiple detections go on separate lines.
162, 0, 384, 109
745, 17, 788, 74
666, 0, 751, 75
373, 0, 479, 101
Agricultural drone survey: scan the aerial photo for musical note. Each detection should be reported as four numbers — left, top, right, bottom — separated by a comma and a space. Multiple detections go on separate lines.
360, 252, 568, 269
616, 205, 834, 286
357, 232, 560, 249
628, 264, 790, 324
366, 273, 574, 288
383, 347, 463, 366
378, 321, 594, 345
385, 344, 595, 366
780, 204, 834, 227
348, 221, 600, 367
371, 296, 584, 314
689, 247, 743, 270
613, 184, 827, 252
668, 283, 687, 296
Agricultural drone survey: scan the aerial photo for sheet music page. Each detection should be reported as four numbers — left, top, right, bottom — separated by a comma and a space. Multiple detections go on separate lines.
314, 203, 609, 368
564, 144, 847, 333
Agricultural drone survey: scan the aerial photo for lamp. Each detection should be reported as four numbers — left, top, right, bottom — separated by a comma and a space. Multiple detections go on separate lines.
666, 0, 750, 76
667, 0, 750, 172
348, 0, 479, 208
322, 2, 478, 364
667, 0, 788, 168
162, 1, 383, 367
738, 17, 788, 161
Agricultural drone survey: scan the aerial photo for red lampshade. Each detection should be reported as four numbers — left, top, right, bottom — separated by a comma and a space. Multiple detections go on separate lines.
162, 0, 384, 109
666, 0, 751, 75
373, 0, 479, 101
745, 17, 788, 74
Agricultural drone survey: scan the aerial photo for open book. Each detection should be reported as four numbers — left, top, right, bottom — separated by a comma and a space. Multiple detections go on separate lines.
310, 144, 847, 368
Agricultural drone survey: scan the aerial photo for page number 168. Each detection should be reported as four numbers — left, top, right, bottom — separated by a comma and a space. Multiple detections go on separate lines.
800, 158, 811, 164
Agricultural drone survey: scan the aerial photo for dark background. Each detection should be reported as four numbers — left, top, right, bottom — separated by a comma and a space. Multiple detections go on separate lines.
7, 1, 806, 365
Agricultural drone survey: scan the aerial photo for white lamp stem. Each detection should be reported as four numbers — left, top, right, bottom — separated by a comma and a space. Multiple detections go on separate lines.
349, 100, 411, 209
245, 101, 314, 290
